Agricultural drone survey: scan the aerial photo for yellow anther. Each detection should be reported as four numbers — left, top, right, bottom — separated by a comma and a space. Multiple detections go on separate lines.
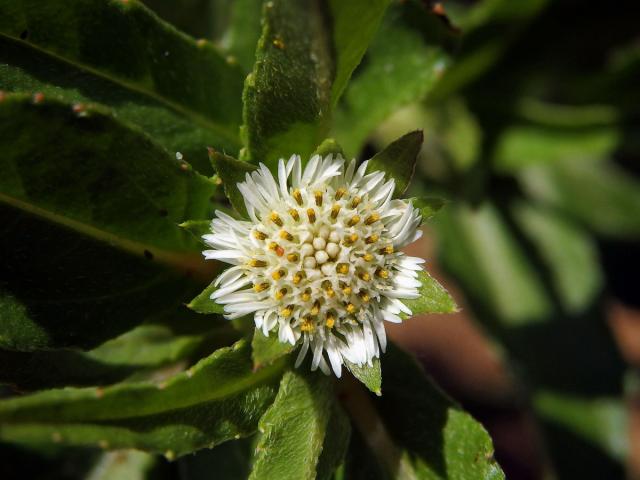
253, 230, 267, 240
380, 245, 394, 254
287, 253, 299, 262
337, 263, 349, 274
365, 213, 380, 225
376, 268, 389, 279
293, 271, 304, 285
326, 287, 335, 298
350, 196, 362, 208
271, 269, 286, 280
350, 233, 359, 243
359, 291, 370, 302
331, 204, 341, 219
280, 230, 293, 241
346, 303, 356, 314
275, 288, 287, 300
301, 317, 315, 332
325, 314, 335, 329
293, 189, 303, 205
307, 208, 316, 224
342, 285, 352, 295
270, 212, 283, 227
311, 301, 320, 315
335, 188, 346, 200
268, 242, 279, 251
289, 208, 300, 221
363, 253, 374, 262
365, 234, 379, 244
359, 271, 371, 282
301, 289, 312, 302
314, 190, 323, 206
253, 282, 269, 292
280, 306, 293, 317
249, 259, 267, 268
348, 215, 360, 226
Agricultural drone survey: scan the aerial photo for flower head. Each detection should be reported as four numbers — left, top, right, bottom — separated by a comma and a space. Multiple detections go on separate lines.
203, 154, 424, 377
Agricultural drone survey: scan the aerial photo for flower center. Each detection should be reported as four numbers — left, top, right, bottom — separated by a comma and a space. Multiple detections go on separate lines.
246, 184, 395, 333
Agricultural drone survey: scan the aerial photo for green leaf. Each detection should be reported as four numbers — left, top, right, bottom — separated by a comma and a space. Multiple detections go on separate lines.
242, 0, 333, 168
519, 157, 640, 238
0, 94, 215, 350
533, 391, 628, 463
376, 344, 505, 479
328, 0, 391, 105
221, 0, 265, 73
0, 0, 245, 173
401, 270, 457, 318
208, 149, 257, 218
86, 450, 159, 480
346, 358, 382, 396
313, 138, 345, 158
511, 202, 602, 314
187, 280, 225, 315
249, 369, 334, 480
334, 3, 457, 155
179, 219, 211, 245
251, 329, 295, 370
345, 343, 504, 479
0, 340, 283, 457
368, 130, 423, 196
413, 197, 447, 223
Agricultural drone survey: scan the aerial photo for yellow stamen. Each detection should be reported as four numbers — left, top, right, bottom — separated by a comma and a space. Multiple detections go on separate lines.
287, 253, 299, 262
271, 269, 286, 280
270, 212, 283, 227
280, 230, 293, 241
314, 190, 323, 206
335, 188, 346, 200
365, 213, 380, 225
348, 215, 360, 226
365, 234, 379, 244
301, 289, 312, 302
275, 288, 287, 300
331, 204, 341, 219
293, 189, 303, 205
342, 285, 352, 295
280, 306, 293, 317
301, 317, 315, 332
253, 282, 269, 292
380, 245, 394, 254
268, 242, 279, 251
311, 301, 320, 315
249, 259, 267, 268
289, 208, 300, 221
359, 291, 370, 302
253, 230, 267, 240
346, 303, 356, 314
376, 268, 389, 279
359, 271, 371, 282
363, 253, 374, 262
351, 196, 361, 208
307, 208, 316, 224
325, 314, 335, 329
326, 287, 335, 298
337, 263, 349, 274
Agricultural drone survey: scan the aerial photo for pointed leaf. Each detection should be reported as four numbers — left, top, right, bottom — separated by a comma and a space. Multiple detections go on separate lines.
0, 0, 244, 172
346, 358, 382, 396
313, 138, 345, 158
251, 329, 295, 370
187, 280, 225, 315
401, 270, 457, 318
368, 130, 423, 196
242, 0, 333, 168
221, 0, 265, 73
179, 219, 212, 245
208, 149, 257, 218
413, 196, 447, 224
0, 340, 283, 457
328, 0, 391, 105
0, 95, 216, 350
249, 370, 334, 480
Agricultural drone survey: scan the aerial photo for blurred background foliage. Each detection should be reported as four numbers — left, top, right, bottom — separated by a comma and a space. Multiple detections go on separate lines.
1, 0, 639, 478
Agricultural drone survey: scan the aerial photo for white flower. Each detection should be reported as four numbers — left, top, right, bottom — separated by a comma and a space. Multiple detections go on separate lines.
203, 154, 424, 377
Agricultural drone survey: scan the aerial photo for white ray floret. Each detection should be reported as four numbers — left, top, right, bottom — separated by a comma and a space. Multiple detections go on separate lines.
203, 154, 425, 377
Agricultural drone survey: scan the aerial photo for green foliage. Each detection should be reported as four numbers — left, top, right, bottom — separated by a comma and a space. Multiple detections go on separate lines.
346, 358, 382, 396
251, 329, 295, 369
401, 271, 458, 318
208, 149, 257, 217
0, 340, 282, 457
368, 130, 423, 196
